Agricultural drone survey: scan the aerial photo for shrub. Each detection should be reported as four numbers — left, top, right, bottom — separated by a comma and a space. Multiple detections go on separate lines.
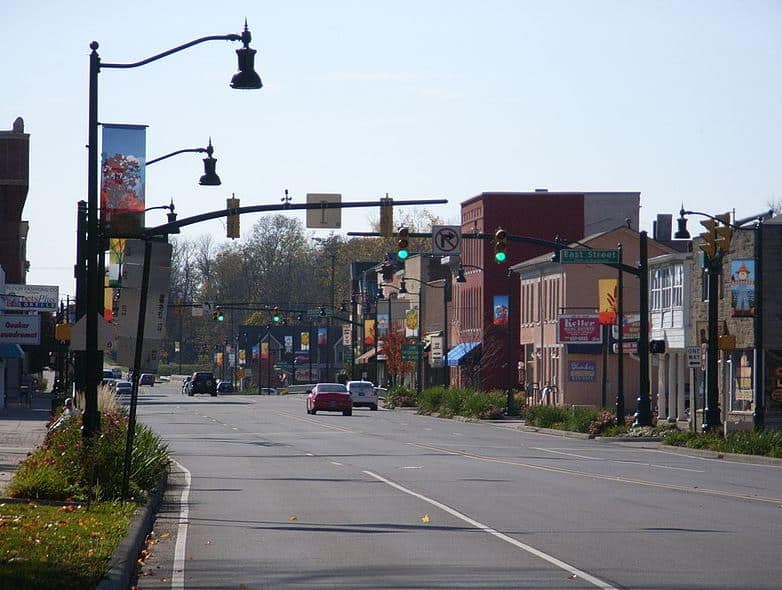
386, 385, 418, 409
587, 411, 618, 436
9, 401, 169, 502
440, 388, 469, 417
525, 405, 570, 429
462, 390, 506, 419
418, 386, 446, 414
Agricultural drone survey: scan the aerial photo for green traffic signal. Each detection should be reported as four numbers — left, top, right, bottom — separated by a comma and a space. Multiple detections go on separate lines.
397, 226, 410, 260
272, 307, 281, 323
214, 306, 225, 321
493, 228, 507, 264
494, 251, 507, 263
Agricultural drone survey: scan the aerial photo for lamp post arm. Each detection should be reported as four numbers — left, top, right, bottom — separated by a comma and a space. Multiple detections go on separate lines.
146, 147, 207, 166
100, 34, 242, 71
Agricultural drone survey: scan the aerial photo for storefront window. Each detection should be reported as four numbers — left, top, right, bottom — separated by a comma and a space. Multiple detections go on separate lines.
730, 350, 754, 413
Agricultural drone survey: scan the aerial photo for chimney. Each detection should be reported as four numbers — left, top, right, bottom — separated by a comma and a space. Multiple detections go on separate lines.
655, 214, 672, 241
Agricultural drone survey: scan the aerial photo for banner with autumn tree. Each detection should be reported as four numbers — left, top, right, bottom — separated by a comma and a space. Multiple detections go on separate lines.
101, 123, 147, 237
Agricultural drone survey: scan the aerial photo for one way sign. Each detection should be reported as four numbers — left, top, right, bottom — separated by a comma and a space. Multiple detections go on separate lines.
432, 225, 461, 255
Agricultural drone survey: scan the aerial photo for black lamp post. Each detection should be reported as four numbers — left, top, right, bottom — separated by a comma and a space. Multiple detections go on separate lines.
80, 22, 262, 438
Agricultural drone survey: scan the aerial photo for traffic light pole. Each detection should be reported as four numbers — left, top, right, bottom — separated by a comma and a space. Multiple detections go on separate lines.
702, 254, 723, 432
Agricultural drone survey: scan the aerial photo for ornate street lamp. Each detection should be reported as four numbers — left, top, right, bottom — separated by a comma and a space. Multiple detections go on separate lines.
79, 21, 262, 438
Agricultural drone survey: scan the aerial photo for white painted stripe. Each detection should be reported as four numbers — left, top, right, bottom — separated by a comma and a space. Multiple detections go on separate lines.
171, 460, 192, 590
363, 470, 618, 590
330, 461, 343, 466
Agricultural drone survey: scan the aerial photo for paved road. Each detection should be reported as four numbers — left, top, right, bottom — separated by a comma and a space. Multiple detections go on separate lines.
130, 380, 782, 589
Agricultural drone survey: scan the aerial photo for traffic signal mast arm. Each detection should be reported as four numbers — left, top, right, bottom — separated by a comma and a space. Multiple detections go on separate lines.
139, 198, 448, 239
348, 230, 641, 275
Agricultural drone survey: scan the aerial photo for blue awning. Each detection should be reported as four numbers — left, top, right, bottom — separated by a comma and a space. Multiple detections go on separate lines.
0, 344, 24, 359
447, 342, 480, 367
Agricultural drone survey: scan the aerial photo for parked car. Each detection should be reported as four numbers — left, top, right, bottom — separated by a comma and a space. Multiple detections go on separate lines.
181, 376, 192, 395
114, 380, 133, 396
216, 380, 234, 393
139, 373, 155, 386
347, 380, 378, 410
111, 367, 123, 380
189, 371, 217, 396
306, 383, 352, 416
101, 369, 115, 385
260, 387, 278, 395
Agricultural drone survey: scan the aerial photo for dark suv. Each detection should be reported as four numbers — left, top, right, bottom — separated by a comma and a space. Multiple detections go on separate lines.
189, 371, 217, 396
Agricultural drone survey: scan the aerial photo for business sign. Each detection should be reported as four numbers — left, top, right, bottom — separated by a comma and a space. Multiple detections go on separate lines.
0, 314, 41, 344
612, 314, 641, 341
342, 325, 352, 346
429, 335, 444, 367
557, 314, 602, 344
568, 360, 597, 382
561, 248, 620, 264
2, 284, 59, 312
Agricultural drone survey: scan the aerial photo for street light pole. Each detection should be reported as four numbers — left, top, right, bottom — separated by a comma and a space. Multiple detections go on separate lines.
81, 23, 262, 439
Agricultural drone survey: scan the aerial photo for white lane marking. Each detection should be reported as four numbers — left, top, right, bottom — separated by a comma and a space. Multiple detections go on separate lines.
330, 461, 343, 466
172, 460, 192, 590
231, 427, 239, 431
305, 453, 314, 456
401, 466, 423, 469
363, 470, 618, 590
535, 447, 705, 472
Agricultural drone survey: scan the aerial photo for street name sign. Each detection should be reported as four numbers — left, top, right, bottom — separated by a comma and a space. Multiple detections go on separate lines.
560, 249, 620, 264
402, 343, 423, 361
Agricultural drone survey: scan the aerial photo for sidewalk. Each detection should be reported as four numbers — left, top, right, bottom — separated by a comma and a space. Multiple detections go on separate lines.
0, 391, 52, 495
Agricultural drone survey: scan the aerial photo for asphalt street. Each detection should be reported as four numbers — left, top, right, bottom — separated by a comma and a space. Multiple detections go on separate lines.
129, 380, 782, 589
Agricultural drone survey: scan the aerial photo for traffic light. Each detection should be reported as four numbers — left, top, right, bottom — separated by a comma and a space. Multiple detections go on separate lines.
396, 226, 410, 260
272, 307, 281, 323
227, 196, 240, 239
319, 306, 327, 317
494, 228, 508, 263
213, 306, 225, 321
650, 340, 666, 354
379, 196, 394, 237
714, 213, 733, 251
699, 219, 718, 259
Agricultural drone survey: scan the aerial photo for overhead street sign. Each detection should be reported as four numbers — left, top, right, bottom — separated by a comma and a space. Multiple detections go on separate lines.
560, 249, 620, 265
306, 193, 342, 229
432, 225, 461, 255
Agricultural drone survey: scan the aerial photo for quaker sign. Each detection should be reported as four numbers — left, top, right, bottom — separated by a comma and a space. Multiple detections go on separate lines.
557, 314, 602, 344
3, 284, 59, 312
568, 360, 597, 382
0, 314, 41, 344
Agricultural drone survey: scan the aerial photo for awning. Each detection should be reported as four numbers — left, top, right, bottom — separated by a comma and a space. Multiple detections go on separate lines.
447, 342, 480, 367
0, 344, 24, 359
355, 346, 382, 365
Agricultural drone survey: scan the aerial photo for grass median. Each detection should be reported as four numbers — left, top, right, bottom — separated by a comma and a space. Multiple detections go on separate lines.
0, 387, 169, 589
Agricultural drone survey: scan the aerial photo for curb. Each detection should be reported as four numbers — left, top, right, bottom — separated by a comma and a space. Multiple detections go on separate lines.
96, 473, 168, 590
657, 444, 782, 466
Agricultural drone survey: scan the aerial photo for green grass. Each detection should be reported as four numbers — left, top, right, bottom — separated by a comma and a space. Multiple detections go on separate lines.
0, 501, 136, 590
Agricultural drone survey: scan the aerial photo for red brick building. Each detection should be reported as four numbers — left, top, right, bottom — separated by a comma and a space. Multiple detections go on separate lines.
451, 190, 640, 391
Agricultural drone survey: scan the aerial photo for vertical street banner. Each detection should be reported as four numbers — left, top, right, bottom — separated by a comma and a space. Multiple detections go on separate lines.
364, 319, 375, 345
101, 124, 147, 237
493, 295, 509, 326
404, 308, 419, 338
252, 344, 259, 360
108, 238, 126, 287
239, 349, 246, 366
261, 341, 269, 360
377, 312, 389, 337
301, 331, 310, 351
284, 335, 293, 353
598, 279, 618, 325
317, 327, 327, 346
730, 258, 755, 317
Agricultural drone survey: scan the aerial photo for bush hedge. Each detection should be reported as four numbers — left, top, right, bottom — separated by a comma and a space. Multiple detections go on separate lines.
9, 406, 169, 502
663, 429, 782, 457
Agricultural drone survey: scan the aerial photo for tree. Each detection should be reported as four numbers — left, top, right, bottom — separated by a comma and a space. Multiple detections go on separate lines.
382, 329, 415, 386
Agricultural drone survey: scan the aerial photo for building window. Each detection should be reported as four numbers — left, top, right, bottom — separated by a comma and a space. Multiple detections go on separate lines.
672, 263, 683, 307
730, 350, 754, 413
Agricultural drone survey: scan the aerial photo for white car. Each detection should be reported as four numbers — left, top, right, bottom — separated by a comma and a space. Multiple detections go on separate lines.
114, 380, 133, 396
347, 380, 378, 410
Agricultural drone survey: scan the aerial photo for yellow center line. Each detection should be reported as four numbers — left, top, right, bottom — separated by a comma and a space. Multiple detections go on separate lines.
414, 442, 782, 505
271, 409, 355, 434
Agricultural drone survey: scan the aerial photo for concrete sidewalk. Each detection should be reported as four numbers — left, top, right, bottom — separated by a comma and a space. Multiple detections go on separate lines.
0, 391, 52, 494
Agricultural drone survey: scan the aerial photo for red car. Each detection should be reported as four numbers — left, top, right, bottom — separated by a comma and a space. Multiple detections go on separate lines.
306, 383, 352, 416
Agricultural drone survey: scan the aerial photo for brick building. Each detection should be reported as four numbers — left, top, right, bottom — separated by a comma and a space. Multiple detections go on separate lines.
451, 190, 640, 391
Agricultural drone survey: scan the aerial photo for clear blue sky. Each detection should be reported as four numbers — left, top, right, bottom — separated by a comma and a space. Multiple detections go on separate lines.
3, 0, 780, 299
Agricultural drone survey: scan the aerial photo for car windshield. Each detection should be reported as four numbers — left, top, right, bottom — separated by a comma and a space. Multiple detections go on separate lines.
318, 384, 347, 393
